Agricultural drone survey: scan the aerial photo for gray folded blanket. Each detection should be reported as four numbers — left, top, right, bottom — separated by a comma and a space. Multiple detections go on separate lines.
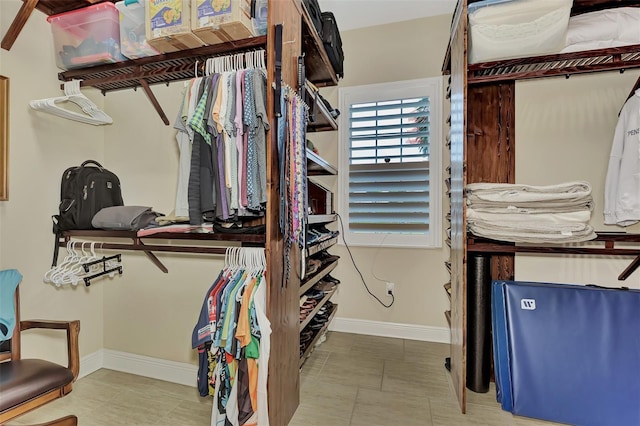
92, 206, 161, 231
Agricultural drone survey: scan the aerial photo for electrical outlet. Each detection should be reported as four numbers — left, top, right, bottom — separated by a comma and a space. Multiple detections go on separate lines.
386, 282, 395, 295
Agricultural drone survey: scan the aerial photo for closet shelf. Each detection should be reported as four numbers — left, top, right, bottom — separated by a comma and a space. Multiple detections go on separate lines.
307, 236, 338, 257
444, 282, 452, 301
466, 44, 640, 85
307, 149, 337, 175
306, 81, 338, 132
467, 232, 640, 256
307, 99, 338, 132
308, 214, 337, 225
300, 259, 338, 296
300, 287, 336, 331
467, 232, 640, 280
59, 229, 265, 273
58, 36, 268, 93
53, 35, 266, 124
300, 0, 338, 87
299, 303, 338, 367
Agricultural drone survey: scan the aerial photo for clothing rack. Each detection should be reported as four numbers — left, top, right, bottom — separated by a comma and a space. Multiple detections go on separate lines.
59, 230, 266, 273
57, 36, 267, 124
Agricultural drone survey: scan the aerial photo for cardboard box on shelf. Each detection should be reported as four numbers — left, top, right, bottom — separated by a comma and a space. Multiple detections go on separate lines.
191, 0, 254, 45
146, 0, 204, 53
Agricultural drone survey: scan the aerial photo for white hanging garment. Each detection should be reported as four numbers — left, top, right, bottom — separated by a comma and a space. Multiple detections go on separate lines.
29, 80, 113, 125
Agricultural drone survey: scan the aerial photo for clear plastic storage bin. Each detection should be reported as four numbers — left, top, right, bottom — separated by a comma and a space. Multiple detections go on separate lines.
47, 2, 126, 70
116, 0, 160, 59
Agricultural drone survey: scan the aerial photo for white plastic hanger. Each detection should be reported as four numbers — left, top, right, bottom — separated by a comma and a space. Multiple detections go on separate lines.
29, 80, 113, 126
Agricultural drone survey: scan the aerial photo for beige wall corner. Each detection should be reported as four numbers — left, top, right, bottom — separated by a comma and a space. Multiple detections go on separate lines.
0, 0, 105, 362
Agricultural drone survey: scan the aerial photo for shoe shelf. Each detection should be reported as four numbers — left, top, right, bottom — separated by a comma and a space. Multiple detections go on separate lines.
443, 282, 452, 301
300, 0, 338, 88
307, 236, 338, 257
306, 81, 338, 133
300, 259, 338, 296
299, 303, 338, 368
308, 214, 337, 225
307, 149, 337, 176
300, 286, 337, 331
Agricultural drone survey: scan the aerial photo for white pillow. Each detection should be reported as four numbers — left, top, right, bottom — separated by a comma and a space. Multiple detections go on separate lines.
468, 0, 572, 63
566, 7, 640, 46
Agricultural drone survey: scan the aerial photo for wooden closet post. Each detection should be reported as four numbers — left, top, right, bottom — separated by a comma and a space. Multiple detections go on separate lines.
467, 82, 516, 281
265, 0, 303, 425
447, 0, 468, 413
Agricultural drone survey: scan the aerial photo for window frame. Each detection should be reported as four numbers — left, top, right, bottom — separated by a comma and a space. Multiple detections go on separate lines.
338, 77, 443, 249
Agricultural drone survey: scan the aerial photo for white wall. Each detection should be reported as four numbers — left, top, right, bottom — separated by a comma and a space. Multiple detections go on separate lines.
314, 15, 453, 331
101, 83, 225, 364
0, 0, 105, 363
515, 70, 640, 289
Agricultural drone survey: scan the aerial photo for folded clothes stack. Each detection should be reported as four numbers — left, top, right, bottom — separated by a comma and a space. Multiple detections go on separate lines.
466, 181, 597, 243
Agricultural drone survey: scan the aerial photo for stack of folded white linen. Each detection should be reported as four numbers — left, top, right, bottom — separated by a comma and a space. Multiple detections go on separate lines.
465, 181, 597, 243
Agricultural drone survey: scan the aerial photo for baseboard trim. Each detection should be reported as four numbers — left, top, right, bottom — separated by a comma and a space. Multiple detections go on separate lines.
328, 317, 451, 343
79, 350, 104, 379
102, 349, 198, 387
78, 321, 448, 384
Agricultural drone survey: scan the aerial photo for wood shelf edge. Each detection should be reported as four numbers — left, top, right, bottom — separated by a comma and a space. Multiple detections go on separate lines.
300, 260, 338, 296
299, 287, 336, 331
299, 303, 338, 368
306, 236, 338, 257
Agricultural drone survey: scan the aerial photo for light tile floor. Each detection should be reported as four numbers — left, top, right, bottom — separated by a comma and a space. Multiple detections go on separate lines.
8, 332, 563, 426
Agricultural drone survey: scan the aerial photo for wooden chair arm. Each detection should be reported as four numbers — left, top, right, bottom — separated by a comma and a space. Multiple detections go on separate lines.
20, 319, 81, 380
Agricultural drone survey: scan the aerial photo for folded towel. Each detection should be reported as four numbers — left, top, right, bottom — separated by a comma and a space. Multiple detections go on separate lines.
466, 181, 592, 209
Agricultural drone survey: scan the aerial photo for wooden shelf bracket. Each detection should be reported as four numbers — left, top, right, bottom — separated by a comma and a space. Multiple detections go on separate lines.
1, 0, 39, 51
138, 77, 169, 125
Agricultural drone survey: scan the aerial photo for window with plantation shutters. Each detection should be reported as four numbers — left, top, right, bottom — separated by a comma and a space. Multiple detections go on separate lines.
338, 78, 442, 248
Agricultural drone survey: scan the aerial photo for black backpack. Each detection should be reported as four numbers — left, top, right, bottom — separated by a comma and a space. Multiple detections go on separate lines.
51, 160, 124, 265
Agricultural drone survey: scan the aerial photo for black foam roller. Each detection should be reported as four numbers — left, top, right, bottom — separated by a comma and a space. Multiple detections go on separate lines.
466, 253, 492, 393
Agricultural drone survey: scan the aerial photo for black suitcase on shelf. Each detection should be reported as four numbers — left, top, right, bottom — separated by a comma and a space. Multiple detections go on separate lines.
303, 0, 323, 38
321, 11, 344, 79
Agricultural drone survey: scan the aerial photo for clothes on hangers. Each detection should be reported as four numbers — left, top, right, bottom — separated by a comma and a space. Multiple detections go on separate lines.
43, 241, 123, 287
191, 248, 270, 426
173, 52, 269, 228
604, 89, 640, 226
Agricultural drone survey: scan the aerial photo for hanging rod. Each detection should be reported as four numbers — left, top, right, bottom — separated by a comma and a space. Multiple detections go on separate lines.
56, 35, 267, 124
59, 230, 266, 273
58, 36, 267, 93
467, 232, 640, 280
